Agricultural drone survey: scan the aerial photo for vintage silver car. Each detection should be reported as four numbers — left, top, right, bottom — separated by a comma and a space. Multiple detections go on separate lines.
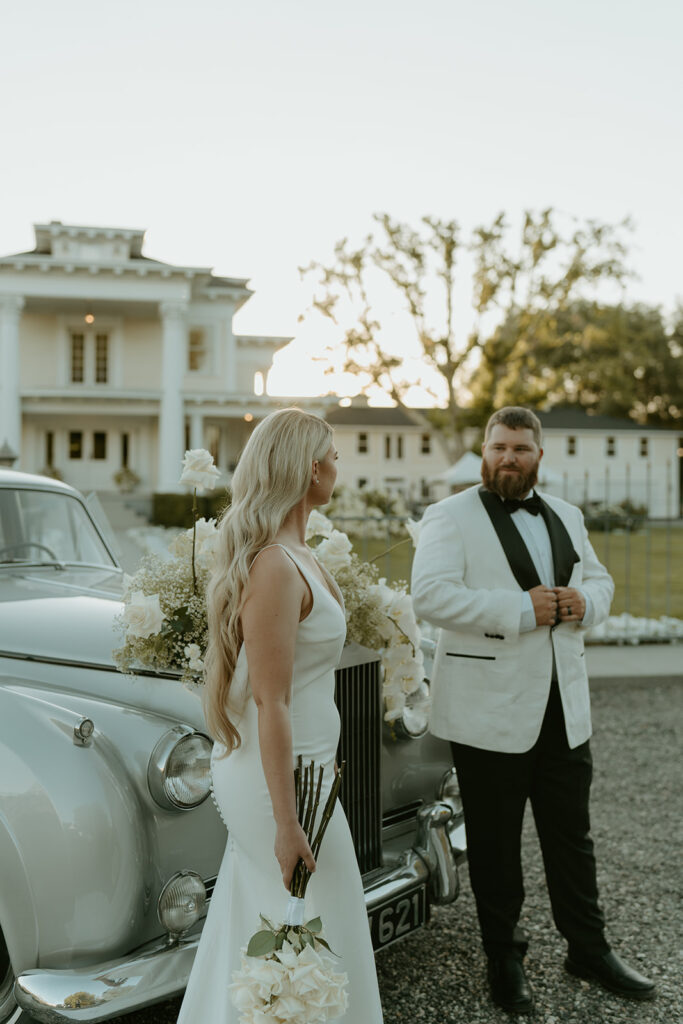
0, 469, 466, 1024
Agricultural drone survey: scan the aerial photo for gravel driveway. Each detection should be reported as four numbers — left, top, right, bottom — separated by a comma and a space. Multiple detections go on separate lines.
107, 677, 682, 1024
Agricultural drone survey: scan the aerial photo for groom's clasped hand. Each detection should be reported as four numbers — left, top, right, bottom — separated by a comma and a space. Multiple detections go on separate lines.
529, 584, 586, 626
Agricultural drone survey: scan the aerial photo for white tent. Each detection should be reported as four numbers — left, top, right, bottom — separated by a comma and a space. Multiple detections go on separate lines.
431, 450, 482, 486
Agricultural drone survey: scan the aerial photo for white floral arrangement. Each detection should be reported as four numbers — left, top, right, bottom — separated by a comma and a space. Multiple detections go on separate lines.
114, 451, 430, 726
230, 934, 348, 1024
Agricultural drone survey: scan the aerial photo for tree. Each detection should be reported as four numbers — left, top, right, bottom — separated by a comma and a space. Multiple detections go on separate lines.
471, 300, 683, 426
300, 210, 631, 459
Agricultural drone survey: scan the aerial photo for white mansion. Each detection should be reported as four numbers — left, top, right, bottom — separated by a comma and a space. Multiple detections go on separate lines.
0, 221, 679, 517
0, 221, 294, 492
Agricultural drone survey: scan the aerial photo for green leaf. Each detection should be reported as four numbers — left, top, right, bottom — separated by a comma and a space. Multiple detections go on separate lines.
246, 930, 277, 957
259, 914, 276, 931
315, 935, 339, 956
301, 930, 314, 947
165, 605, 194, 634
305, 916, 322, 933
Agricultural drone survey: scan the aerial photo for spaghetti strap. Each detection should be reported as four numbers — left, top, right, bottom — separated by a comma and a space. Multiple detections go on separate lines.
248, 542, 295, 572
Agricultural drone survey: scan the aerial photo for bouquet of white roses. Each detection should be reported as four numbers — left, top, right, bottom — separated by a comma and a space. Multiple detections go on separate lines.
229, 757, 349, 1024
113, 449, 221, 682
114, 452, 429, 726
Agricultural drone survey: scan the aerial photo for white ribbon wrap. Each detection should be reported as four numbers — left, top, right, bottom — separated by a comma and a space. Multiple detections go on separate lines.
285, 895, 306, 926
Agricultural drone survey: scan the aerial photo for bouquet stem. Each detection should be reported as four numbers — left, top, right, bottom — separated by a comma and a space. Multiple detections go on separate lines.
291, 756, 345, 899
191, 488, 198, 594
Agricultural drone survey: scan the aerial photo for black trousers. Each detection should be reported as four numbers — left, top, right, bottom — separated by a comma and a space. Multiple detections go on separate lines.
450, 679, 609, 961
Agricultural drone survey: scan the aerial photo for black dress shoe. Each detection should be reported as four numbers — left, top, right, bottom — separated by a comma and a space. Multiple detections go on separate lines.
487, 956, 534, 1014
565, 950, 655, 1000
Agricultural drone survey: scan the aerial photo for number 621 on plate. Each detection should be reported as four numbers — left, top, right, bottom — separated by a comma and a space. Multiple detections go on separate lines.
368, 885, 428, 950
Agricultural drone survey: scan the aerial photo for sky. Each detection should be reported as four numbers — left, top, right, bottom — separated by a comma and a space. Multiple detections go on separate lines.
1, 0, 681, 401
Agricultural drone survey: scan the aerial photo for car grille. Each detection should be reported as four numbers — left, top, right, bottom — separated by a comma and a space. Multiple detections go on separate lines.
335, 657, 383, 875
204, 656, 384, 903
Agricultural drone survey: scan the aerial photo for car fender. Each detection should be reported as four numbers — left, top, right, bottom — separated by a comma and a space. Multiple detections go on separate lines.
0, 686, 150, 968
0, 820, 38, 975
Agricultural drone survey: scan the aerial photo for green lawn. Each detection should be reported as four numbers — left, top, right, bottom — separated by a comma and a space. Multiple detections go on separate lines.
347, 524, 683, 619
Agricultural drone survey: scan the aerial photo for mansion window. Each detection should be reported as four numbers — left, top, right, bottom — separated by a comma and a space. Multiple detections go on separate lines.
639, 437, 649, 457
384, 435, 391, 459
69, 431, 83, 459
396, 435, 404, 459
71, 334, 85, 382
606, 436, 616, 457
70, 330, 109, 384
420, 433, 431, 454
188, 329, 208, 372
567, 436, 577, 456
357, 433, 368, 454
93, 432, 107, 460
95, 334, 109, 383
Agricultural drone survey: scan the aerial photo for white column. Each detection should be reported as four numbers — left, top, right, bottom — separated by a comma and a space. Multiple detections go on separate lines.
189, 409, 203, 450
0, 295, 25, 462
157, 301, 187, 491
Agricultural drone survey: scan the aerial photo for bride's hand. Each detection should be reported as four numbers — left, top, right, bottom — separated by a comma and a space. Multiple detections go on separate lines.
275, 820, 316, 890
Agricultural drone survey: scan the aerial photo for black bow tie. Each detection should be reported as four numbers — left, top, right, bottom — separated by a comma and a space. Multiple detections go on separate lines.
502, 493, 543, 516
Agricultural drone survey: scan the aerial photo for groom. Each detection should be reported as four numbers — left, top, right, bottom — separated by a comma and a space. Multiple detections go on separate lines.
411, 406, 655, 1014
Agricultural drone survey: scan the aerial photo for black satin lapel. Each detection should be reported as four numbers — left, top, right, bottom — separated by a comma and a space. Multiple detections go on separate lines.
478, 487, 541, 591
539, 500, 580, 586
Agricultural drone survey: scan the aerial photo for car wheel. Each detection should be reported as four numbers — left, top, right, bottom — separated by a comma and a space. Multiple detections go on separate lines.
0, 928, 34, 1024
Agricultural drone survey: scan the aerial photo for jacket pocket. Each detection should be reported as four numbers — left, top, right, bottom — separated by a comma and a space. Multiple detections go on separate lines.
446, 652, 496, 661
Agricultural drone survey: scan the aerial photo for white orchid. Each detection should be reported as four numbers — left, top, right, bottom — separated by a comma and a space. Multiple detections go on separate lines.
305, 509, 334, 541
405, 517, 422, 548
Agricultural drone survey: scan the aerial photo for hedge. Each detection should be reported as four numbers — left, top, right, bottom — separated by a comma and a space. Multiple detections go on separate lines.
152, 489, 232, 527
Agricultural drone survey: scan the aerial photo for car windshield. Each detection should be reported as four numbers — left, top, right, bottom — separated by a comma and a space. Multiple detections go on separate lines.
0, 488, 116, 567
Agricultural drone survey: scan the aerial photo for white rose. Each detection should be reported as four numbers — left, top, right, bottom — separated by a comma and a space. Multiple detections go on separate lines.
179, 449, 221, 492
123, 591, 165, 639
184, 643, 204, 673
316, 530, 352, 571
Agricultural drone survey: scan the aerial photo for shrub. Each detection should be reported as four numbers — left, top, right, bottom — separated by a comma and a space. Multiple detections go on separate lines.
152, 489, 231, 527
582, 499, 647, 532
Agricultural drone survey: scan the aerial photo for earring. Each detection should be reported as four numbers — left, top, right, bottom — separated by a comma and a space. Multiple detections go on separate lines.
313, 476, 319, 484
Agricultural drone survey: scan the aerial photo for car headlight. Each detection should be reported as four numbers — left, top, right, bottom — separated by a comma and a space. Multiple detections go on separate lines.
438, 767, 463, 816
157, 870, 207, 936
148, 725, 213, 810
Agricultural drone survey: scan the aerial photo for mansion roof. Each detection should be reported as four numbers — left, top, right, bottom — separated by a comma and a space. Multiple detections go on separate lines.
0, 221, 254, 307
325, 402, 678, 435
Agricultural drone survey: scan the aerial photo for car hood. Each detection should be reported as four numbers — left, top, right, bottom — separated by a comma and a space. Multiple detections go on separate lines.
0, 568, 126, 668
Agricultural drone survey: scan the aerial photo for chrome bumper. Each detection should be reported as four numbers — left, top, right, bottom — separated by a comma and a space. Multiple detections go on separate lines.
16, 802, 466, 1023
15, 931, 201, 1024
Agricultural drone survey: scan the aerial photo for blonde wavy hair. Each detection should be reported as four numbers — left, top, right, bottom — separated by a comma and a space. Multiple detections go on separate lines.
203, 407, 333, 752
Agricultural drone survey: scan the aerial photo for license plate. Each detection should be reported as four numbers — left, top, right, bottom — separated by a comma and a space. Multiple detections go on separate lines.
368, 885, 428, 950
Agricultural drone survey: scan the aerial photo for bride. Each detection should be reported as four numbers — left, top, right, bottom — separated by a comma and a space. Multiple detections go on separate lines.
177, 407, 384, 1023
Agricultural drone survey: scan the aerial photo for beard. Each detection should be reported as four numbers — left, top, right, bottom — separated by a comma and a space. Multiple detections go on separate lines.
481, 458, 540, 500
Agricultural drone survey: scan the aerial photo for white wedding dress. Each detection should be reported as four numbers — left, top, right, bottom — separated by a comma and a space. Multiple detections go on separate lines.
177, 545, 384, 1023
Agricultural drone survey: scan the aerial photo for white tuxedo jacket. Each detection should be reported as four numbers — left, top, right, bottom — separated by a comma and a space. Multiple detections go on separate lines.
411, 485, 614, 753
